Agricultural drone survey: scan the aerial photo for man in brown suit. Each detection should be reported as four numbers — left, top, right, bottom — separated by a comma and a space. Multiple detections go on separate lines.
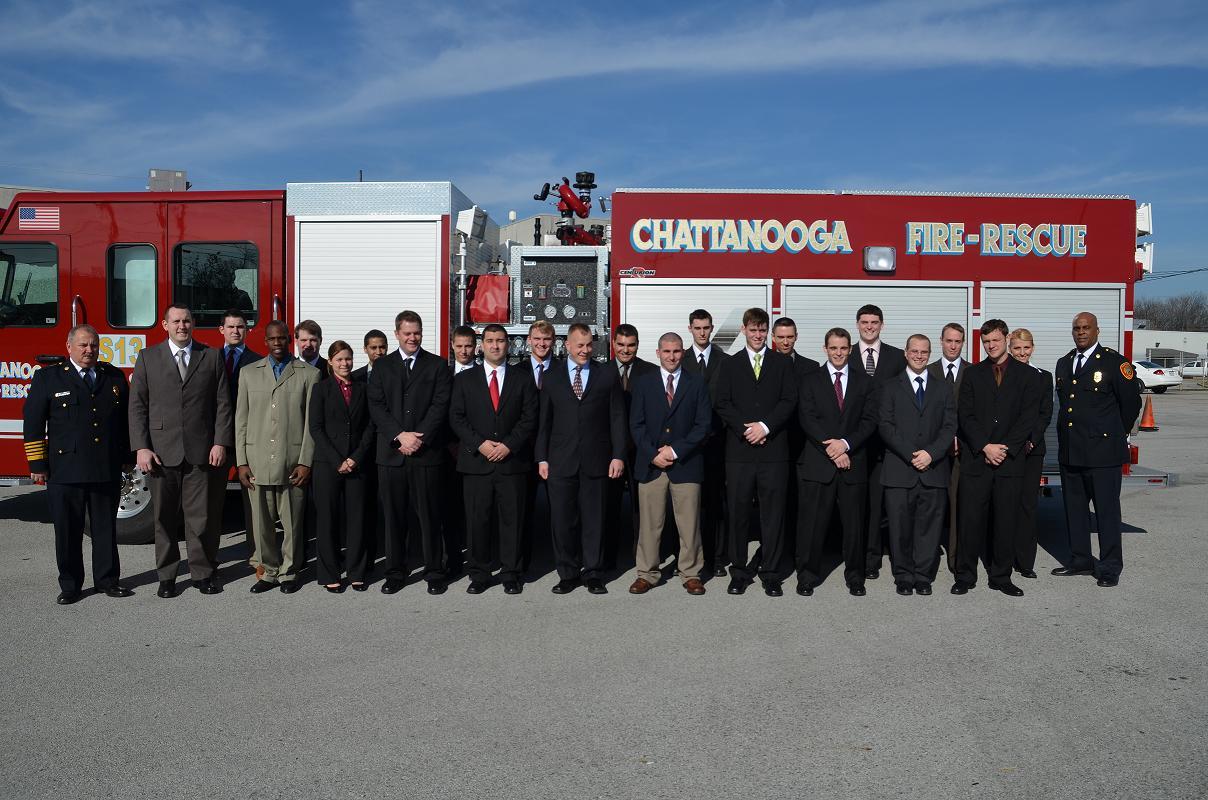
129, 304, 233, 598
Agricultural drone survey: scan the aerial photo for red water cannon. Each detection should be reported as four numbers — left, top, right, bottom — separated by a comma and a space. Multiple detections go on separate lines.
532, 171, 606, 246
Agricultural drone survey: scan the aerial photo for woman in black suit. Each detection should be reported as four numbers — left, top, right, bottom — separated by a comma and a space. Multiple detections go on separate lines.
1009, 328, 1054, 580
308, 341, 375, 592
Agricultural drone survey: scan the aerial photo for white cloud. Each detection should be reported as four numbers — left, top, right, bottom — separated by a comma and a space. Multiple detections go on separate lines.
1145, 107, 1208, 126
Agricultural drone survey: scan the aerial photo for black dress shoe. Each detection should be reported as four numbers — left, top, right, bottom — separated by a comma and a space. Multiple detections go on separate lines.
988, 580, 1024, 597
711, 565, 728, 578
325, 583, 345, 594
56, 591, 81, 605
249, 579, 277, 594
502, 580, 523, 595
157, 580, 177, 598
466, 580, 488, 595
950, 581, 971, 595
426, 581, 448, 595
102, 585, 134, 598
351, 582, 369, 592
1051, 566, 1094, 577
551, 578, 579, 594
196, 578, 222, 595
795, 583, 814, 596
915, 582, 933, 596
1017, 568, 1038, 579
865, 569, 880, 580
280, 582, 300, 594
381, 579, 405, 594
726, 578, 747, 595
762, 581, 783, 597
895, 582, 913, 596
1097, 576, 1119, 587
848, 583, 867, 596
585, 578, 608, 595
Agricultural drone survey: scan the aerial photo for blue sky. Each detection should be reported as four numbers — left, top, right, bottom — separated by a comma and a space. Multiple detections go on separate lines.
1, 0, 1205, 298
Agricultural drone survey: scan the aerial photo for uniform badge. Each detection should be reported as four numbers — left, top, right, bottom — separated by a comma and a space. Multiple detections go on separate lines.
112, 385, 120, 396
1093, 371, 1103, 383
1120, 362, 1135, 380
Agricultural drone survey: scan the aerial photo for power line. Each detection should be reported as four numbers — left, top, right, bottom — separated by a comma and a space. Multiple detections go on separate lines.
1144, 267, 1208, 282
0, 162, 148, 181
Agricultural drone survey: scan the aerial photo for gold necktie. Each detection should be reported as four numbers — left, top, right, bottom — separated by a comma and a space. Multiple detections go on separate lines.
753, 352, 762, 380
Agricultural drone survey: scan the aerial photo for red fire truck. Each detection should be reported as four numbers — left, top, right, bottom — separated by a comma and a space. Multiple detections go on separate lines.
0, 181, 1166, 542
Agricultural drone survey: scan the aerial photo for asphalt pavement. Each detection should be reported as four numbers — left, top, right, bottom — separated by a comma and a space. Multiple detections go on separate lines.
1, 392, 1205, 799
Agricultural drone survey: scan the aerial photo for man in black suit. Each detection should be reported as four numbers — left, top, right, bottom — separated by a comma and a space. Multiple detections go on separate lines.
603, 323, 658, 566
771, 316, 820, 572
954, 318, 1041, 597
220, 309, 264, 572
443, 324, 479, 579
24, 324, 135, 604
713, 307, 798, 596
450, 325, 478, 375
295, 319, 328, 378
449, 324, 538, 595
520, 320, 556, 572
879, 334, 957, 596
1052, 312, 1141, 587
351, 329, 388, 383
628, 332, 712, 595
854, 303, 908, 580
367, 310, 453, 595
536, 323, 627, 595
927, 322, 970, 574
681, 308, 729, 575
795, 327, 879, 596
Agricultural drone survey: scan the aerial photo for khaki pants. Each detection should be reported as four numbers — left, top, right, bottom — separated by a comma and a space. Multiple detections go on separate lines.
250, 483, 306, 584
635, 473, 702, 584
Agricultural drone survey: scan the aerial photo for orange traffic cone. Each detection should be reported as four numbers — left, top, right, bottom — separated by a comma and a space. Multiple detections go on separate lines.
1138, 395, 1159, 432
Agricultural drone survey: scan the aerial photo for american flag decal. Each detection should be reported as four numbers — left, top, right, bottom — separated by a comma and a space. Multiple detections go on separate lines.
18, 207, 60, 231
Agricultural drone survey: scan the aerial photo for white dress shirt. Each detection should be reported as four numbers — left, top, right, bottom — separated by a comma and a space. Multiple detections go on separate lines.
167, 338, 193, 368
483, 362, 506, 391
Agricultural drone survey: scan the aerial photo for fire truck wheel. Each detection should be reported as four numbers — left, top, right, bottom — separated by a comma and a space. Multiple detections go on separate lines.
86, 467, 154, 545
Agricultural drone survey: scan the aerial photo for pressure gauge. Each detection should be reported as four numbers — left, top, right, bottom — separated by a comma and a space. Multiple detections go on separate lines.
544, 304, 558, 319
562, 304, 576, 320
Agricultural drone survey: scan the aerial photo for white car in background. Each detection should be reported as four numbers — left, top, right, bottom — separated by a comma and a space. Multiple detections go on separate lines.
1134, 361, 1182, 392
1178, 360, 1206, 378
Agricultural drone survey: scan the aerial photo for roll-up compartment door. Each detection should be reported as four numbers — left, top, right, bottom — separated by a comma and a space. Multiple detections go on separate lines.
981, 284, 1123, 372
781, 280, 973, 362
619, 279, 772, 363
295, 219, 441, 369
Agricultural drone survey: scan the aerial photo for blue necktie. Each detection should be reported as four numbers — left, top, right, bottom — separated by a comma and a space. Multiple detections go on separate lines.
914, 377, 925, 411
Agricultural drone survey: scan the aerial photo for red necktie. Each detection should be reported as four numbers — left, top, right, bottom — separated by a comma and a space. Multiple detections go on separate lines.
489, 369, 500, 411
572, 366, 584, 400
833, 371, 845, 412
666, 373, 675, 407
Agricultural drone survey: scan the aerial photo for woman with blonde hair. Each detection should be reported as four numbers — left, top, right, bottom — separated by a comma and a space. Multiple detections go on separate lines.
1008, 328, 1054, 579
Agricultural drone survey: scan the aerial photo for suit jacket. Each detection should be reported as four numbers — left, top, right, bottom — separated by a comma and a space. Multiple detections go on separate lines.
235, 358, 320, 485
859, 342, 907, 384
306, 355, 329, 380
797, 364, 879, 484
629, 368, 712, 484
1026, 365, 1054, 458
449, 363, 538, 475
878, 371, 957, 489
129, 340, 233, 467
957, 356, 1041, 478
603, 356, 658, 458
535, 360, 627, 478
681, 345, 729, 452
223, 345, 263, 406
366, 348, 451, 467
23, 361, 131, 484
785, 351, 821, 463
713, 348, 798, 463
1055, 345, 1142, 468
351, 364, 372, 384
308, 377, 374, 468
927, 357, 971, 402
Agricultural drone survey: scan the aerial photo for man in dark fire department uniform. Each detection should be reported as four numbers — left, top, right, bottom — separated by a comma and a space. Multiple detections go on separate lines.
23, 324, 135, 605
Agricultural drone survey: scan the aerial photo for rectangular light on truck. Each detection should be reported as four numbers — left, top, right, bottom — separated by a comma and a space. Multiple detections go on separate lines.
864, 246, 896, 273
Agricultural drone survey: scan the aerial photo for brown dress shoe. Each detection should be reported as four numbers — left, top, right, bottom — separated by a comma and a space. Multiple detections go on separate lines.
683, 578, 706, 595
628, 578, 654, 594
